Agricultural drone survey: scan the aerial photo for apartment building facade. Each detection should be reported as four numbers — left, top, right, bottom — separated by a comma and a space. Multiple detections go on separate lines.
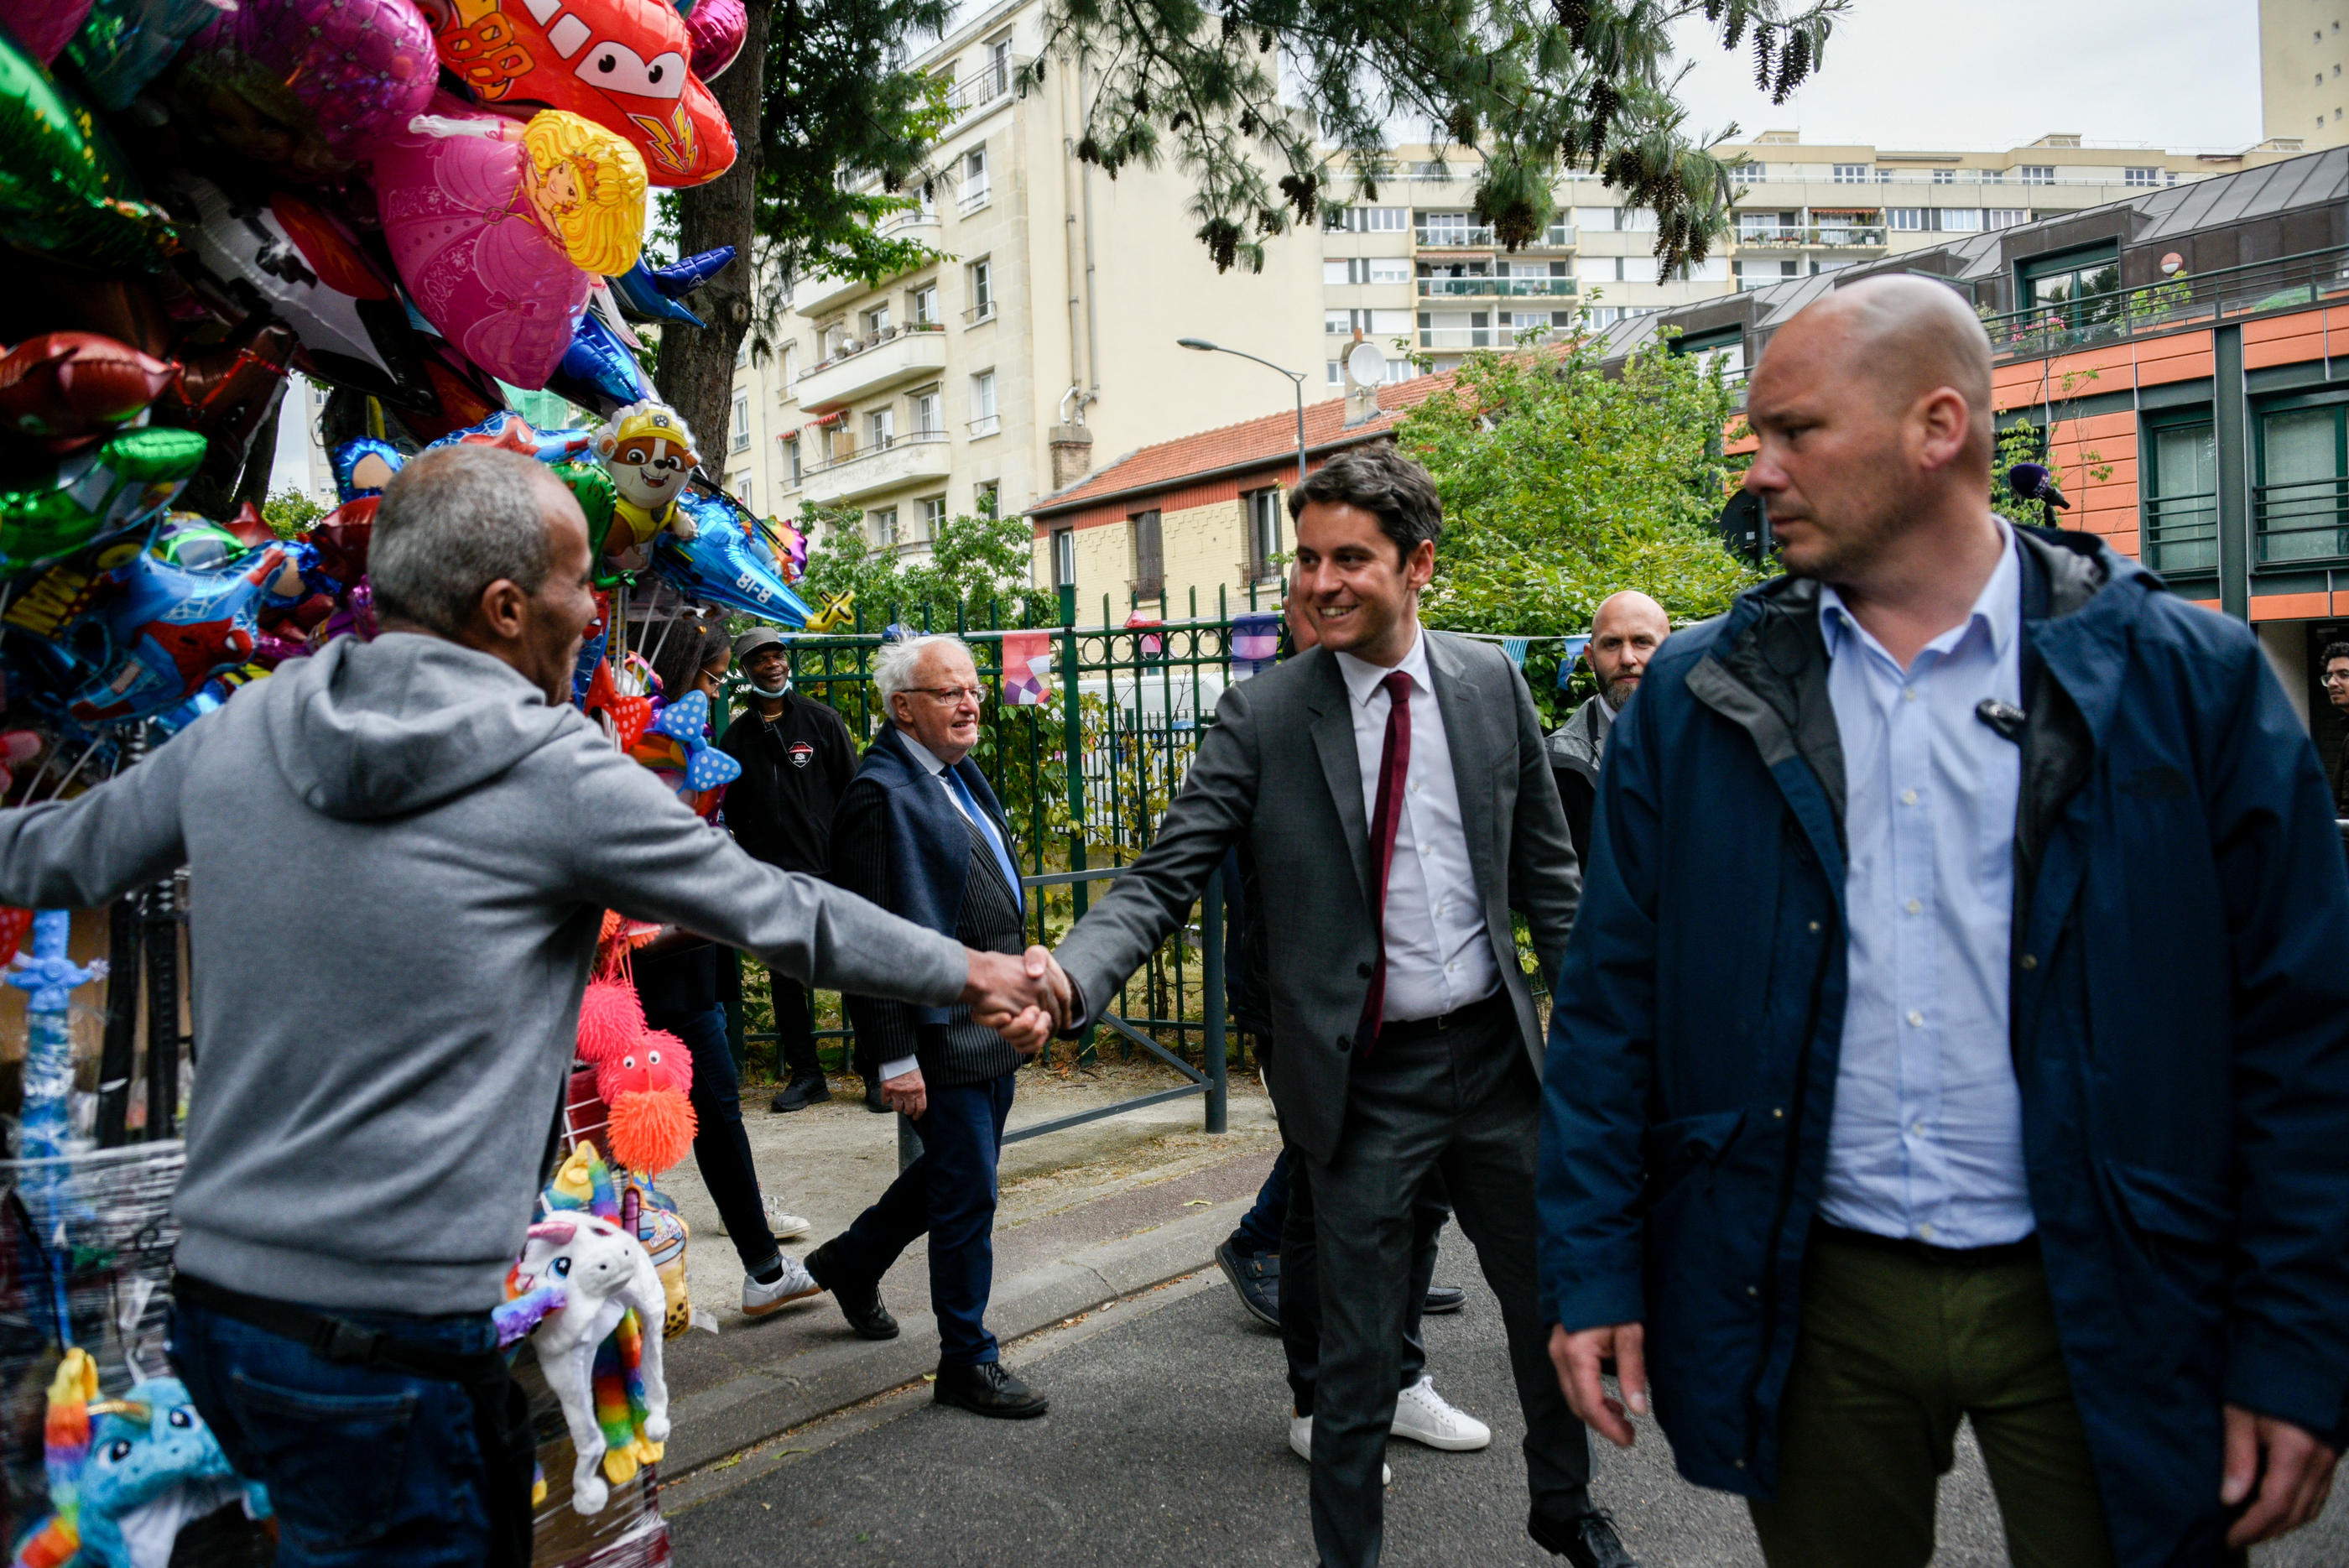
723, 0, 1321, 563
2263, 0, 2349, 150
1327, 133, 2306, 382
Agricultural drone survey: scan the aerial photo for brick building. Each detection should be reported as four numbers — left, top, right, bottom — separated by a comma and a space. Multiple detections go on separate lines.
1025, 364, 1461, 618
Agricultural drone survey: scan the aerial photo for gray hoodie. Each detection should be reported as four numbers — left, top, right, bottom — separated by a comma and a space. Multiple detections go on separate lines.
0, 634, 966, 1313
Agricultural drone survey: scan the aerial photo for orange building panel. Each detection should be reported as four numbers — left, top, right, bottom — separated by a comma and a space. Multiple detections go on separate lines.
2252, 591, 2334, 621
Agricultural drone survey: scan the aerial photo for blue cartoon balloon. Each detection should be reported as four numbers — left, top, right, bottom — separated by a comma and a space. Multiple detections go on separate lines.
608, 247, 736, 327
330, 436, 405, 503
65, 544, 285, 726
546, 310, 651, 419
649, 490, 811, 626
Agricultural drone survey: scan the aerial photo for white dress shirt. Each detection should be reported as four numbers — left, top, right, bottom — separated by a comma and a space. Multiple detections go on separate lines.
1332, 631, 1500, 1022
1815, 519, 2034, 1248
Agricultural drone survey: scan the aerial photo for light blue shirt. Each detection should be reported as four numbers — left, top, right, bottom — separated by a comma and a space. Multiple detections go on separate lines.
1815, 521, 2034, 1248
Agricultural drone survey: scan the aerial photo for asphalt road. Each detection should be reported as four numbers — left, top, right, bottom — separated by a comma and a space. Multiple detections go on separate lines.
667, 1232, 2349, 1567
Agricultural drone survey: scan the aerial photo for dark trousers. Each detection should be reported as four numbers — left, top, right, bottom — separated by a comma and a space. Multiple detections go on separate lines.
1306, 998, 1591, 1568
825, 1070, 1015, 1366
660, 1002, 779, 1274
170, 1298, 498, 1567
1747, 1226, 2117, 1568
1282, 1153, 1444, 1413
773, 973, 820, 1081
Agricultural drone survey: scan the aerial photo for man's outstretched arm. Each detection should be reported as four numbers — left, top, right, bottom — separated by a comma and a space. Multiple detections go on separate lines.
567, 737, 1055, 1050
0, 722, 201, 912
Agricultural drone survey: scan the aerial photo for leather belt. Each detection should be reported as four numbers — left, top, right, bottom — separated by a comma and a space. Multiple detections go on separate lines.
1815, 1221, 2041, 1269
1376, 987, 1511, 1043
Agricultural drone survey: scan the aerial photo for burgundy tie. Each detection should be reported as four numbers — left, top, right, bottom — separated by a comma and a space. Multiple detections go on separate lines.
1357, 670, 1414, 1050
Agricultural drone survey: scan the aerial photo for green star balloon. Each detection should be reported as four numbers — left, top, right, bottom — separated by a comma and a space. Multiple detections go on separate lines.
0, 30, 176, 273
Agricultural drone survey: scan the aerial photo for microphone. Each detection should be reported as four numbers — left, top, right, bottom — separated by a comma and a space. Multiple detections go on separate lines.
2008, 462, 2070, 510
1975, 698, 2026, 742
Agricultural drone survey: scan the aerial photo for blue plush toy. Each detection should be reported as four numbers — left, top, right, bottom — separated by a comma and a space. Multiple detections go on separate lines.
11, 1349, 271, 1568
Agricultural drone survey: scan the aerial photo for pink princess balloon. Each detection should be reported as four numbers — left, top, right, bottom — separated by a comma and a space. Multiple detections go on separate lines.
371, 95, 648, 390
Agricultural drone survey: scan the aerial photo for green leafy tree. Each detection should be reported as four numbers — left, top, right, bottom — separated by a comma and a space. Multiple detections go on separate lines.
261, 487, 325, 539
1398, 320, 1759, 722
1037, 0, 1841, 273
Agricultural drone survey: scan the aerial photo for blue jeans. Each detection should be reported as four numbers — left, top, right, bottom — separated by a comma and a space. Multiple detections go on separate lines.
169, 1295, 499, 1568
1232, 1145, 1293, 1255
826, 1070, 1015, 1366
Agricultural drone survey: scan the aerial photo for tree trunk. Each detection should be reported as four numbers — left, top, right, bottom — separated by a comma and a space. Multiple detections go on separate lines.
653, 0, 772, 475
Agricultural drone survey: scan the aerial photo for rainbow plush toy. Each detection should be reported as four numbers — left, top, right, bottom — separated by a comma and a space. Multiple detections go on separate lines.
9, 1349, 271, 1568
508, 1143, 669, 1515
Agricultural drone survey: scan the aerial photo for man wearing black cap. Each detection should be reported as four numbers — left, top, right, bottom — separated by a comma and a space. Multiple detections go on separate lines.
719, 628, 866, 1110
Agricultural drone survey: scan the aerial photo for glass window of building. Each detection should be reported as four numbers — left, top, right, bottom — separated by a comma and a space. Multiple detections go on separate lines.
969, 370, 998, 435
2257, 403, 2349, 563
2143, 416, 2217, 573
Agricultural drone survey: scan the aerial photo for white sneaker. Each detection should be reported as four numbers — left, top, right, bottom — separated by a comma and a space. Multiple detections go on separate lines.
1288, 1414, 1391, 1484
1389, 1376, 1492, 1451
763, 1197, 813, 1241
742, 1255, 822, 1317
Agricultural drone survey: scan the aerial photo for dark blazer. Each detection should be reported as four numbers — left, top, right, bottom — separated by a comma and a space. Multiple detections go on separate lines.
1539, 527, 2349, 1566
828, 725, 1025, 1087
1054, 630, 1581, 1163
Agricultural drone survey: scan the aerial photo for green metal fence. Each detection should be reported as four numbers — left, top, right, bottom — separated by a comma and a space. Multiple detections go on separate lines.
733, 580, 1286, 1098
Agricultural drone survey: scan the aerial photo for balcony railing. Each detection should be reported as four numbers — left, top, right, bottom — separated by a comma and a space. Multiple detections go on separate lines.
1735, 225, 1888, 247
968, 414, 1000, 436
1416, 277, 1577, 298
963, 300, 997, 324
1416, 324, 1560, 350
958, 183, 992, 214
945, 61, 1011, 118
1977, 244, 2349, 363
1414, 225, 1497, 248
2143, 492, 2219, 575
2254, 474, 2349, 565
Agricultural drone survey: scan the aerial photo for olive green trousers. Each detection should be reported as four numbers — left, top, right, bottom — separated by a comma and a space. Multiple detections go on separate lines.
1747, 1225, 2117, 1568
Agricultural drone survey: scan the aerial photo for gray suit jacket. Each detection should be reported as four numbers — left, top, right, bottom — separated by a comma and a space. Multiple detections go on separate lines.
1054, 630, 1580, 1163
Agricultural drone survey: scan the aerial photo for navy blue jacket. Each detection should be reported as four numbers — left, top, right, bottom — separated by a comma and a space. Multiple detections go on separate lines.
1538, 527, 2349, 1566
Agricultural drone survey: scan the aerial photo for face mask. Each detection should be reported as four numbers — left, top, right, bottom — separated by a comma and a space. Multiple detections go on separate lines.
749, 675, 791, 698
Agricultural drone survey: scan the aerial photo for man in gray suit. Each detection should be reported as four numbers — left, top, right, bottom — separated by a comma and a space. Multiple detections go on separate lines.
1047, 447, 1630, 1568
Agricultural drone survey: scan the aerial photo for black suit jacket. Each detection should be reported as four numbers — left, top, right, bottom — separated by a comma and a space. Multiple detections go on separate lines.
1054, 632, 1580, 1162
828, 727, 1026, 1087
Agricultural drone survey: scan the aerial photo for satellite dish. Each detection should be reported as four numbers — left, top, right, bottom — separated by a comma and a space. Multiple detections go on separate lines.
1343, 339, 1388, 387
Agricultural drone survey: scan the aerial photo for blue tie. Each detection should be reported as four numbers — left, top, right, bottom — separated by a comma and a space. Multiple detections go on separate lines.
945, 765, 1023, 915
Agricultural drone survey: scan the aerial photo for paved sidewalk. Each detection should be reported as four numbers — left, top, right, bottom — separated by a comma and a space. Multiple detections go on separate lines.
664, 1234, 2349, 1568
652, 1061, 1282, 1472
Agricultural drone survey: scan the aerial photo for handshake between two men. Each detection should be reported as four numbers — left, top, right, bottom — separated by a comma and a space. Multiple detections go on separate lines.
883, 945, 1076, 1119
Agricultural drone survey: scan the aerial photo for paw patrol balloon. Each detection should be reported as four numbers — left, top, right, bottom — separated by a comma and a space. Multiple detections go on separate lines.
591, 400, 697, 559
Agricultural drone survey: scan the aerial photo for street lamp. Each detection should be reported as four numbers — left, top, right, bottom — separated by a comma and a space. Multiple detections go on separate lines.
1177, 337, 1307, 487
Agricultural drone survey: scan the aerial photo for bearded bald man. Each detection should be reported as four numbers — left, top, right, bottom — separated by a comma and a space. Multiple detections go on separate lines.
1538, 275, 2349, 1567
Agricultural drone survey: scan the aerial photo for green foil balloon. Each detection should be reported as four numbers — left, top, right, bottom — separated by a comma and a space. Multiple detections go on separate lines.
0, 426, 208, 576
0, 31, 174, 273
553, 460, 623, 585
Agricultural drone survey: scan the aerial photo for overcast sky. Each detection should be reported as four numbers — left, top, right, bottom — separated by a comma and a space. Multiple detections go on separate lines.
1668, 0, 2264, 154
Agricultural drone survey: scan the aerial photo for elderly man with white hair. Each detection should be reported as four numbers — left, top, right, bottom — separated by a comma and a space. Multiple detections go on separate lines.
803, 633, 1051, 1418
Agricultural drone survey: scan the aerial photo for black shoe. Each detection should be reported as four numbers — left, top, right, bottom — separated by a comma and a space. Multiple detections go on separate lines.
805, 1238, 898, 1340
933, 1360, 1048, 1420
1423, 1283, 1467, 1315
1529, 1507, 1640, 1568
862, 1079, 890, 1113
769, 1074, 831, 1113
1216, 1238, 1281, 1330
